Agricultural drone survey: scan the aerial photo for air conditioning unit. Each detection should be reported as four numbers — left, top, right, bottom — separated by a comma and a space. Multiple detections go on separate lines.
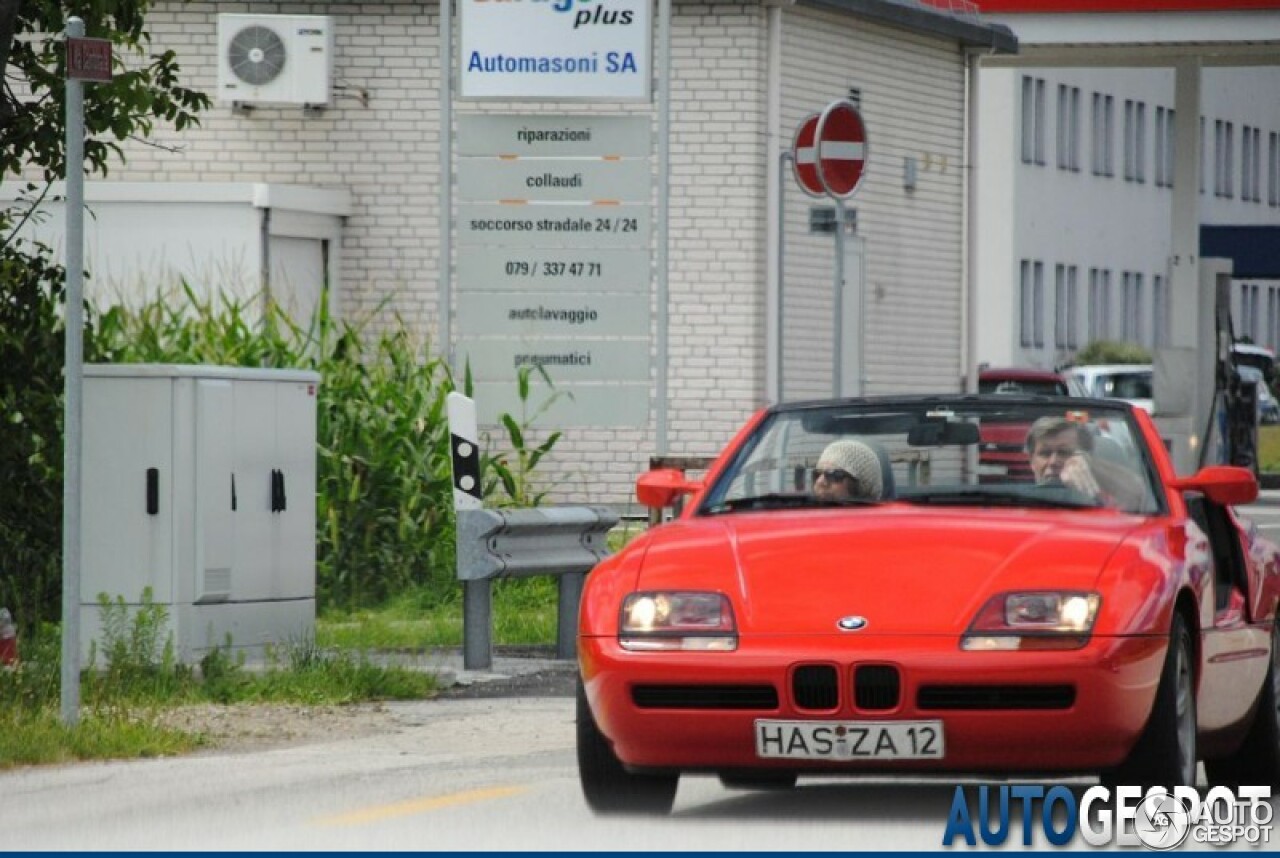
217, 14, 334, 107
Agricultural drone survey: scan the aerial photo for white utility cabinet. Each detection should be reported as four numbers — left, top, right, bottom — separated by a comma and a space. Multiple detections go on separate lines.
80, 364, 320, 662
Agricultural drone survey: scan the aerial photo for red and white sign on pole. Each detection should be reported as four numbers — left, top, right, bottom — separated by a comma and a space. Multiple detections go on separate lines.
66, 36, 112, 82
791, 113, 824, 198
815, 99, 867, 199
790, 99, 868, 199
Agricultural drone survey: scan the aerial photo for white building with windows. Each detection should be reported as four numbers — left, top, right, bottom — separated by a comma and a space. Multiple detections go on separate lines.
968, 1, 1280, 371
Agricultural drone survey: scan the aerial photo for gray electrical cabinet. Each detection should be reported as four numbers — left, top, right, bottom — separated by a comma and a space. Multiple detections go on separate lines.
80, 364, 320, 662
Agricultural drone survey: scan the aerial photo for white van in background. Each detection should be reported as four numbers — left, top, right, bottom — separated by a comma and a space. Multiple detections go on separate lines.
1066, 364, 1154, 413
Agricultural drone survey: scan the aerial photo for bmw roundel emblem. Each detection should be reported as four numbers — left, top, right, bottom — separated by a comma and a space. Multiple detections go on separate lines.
837, 616, 868, 632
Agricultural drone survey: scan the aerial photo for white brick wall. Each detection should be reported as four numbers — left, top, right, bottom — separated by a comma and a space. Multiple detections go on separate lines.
36, 0, 971, 506
782, 7, 967, 399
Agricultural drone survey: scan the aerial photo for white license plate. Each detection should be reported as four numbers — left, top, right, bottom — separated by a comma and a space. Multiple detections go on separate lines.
755, 719, 945, 760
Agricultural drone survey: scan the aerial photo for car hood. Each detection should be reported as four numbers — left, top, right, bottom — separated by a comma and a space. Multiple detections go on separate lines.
635, 507, 1143, 635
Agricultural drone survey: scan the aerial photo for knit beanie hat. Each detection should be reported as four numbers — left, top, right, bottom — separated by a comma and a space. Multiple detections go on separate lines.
817, 439, 883, 499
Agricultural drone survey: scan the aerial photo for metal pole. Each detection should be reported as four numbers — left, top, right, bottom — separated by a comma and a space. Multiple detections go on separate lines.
556, 573, 584, 660
61, 16, 86, 726
440, 0, 454, 372
462, 579, 492, 670
777, 152, 791, 404
833, 197, 845, 397
655, 0, 671, 453
764, 3, 784, 406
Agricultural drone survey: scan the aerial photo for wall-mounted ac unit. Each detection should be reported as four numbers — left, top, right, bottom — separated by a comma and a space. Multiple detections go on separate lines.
217, 14, 334, 107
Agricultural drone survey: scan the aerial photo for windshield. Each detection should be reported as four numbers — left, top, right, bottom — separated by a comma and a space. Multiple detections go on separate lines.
698, 397, 1161, 516
978, 378, 1069, 396
1088, 371, 1151, 400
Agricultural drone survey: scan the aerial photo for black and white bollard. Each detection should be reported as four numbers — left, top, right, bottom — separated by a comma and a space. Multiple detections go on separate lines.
447, 392, 491, 670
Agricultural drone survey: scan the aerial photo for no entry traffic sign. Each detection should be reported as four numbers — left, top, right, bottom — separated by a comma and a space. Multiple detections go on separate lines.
790, 113, 824, 198
815, 100, 867, 199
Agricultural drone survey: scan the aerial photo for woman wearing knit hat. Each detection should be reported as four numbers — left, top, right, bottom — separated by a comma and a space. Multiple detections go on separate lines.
812, 439, 883, 501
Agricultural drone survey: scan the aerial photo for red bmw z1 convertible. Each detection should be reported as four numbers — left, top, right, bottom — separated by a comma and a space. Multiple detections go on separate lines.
576, 395, 1280, 814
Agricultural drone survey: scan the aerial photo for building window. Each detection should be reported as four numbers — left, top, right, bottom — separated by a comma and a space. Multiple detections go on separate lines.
1021, 260, 1034, 346
1089, 268, 1113, 342
1122, 272, 1145, 344
1242, 125, 1262, 203
1067, 265, 1079, 348
1124, 100, 1147, 183
1242, 283, 1261, 343
1269, 131, 1279, 207
1057, 85, 1080, 172
1200, 116, 1206, 194
1021, 260, 1046, 348
1092, 93, 1114, 177
1269, 287, 1279, 350
1021, 261, 1047, 348
1215, 120, 1235, 198
1022, 76, 1047, 166
1055, 264, 1068, 348
1155, 107, 1175, 188
1153, 275, 1170, 347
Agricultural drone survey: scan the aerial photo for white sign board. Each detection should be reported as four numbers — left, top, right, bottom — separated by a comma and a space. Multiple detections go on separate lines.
457, 247, 650, 294
458, 115, 650, 157
457, 292, 650, 337
459, 0, 652, 100
458, 159, 652, 203
458, 202, 650, 249
454, 113, 653, 427
471, 382, 649, 427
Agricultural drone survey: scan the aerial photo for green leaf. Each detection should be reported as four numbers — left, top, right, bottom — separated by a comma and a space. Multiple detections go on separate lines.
501, 414, 524, 450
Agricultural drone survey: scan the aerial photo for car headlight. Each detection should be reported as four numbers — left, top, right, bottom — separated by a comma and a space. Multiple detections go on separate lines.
619, 592, 738, 652
962, 591, 1100, 651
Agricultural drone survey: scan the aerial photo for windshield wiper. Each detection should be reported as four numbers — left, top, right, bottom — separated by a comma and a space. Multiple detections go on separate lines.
703, 493, 881, 515
898, 489, 1099, 510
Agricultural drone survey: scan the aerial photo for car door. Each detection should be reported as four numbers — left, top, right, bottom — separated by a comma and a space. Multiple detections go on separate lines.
1186, 496, 1271, 733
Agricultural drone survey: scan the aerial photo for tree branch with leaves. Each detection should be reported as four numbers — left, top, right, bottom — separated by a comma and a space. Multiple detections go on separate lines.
0, 0, 210, 631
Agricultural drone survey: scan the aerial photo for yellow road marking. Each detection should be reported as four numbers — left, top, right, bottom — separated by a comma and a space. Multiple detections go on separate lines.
315, 785, 528, 828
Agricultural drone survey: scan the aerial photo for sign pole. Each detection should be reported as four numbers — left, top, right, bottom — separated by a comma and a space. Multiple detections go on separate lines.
833, 197, 845, 398
656, 0, 671, 454
440, 0, 454, 374
805, 98, 868, 400
60, 16, 87, 726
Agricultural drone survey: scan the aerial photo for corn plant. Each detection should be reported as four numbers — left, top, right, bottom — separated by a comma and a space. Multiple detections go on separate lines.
90, 287, 562, 611
483, 364, 568, 508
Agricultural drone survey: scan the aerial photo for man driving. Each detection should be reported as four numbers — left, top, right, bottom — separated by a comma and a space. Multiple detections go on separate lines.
1025, 416, 1145, 509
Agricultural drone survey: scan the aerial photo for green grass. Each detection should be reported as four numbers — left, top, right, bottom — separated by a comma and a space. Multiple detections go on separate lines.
317, 577, 559, 651
1260, 425, 1280, 473
1, 522, 653, 769
316, 520, 650, 652
0, 710, 201, 770
0, 622, 437, 769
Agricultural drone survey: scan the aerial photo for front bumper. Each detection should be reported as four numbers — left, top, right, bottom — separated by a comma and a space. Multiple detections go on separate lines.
579, 633, 1166, 774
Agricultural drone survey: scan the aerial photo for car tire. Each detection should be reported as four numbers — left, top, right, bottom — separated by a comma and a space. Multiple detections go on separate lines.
1204, 618, 1280, 787
576, 677, 678, 815
1104, 612, 1198, 790
718, 772, 799, 791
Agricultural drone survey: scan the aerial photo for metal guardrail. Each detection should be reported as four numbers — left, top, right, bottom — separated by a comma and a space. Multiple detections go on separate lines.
456, 505, 618, 670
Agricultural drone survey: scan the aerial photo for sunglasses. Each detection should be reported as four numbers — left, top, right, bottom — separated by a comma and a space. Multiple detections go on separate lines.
813, 468, 854, 483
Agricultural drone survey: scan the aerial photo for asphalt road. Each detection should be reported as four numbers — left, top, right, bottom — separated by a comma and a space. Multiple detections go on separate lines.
3, 691, 976, 851
3, 498, 1278, 850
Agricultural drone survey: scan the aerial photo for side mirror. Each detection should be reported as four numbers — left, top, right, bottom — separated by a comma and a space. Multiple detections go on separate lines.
636, 468, 703, 509
1169, 466, 1259, 507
